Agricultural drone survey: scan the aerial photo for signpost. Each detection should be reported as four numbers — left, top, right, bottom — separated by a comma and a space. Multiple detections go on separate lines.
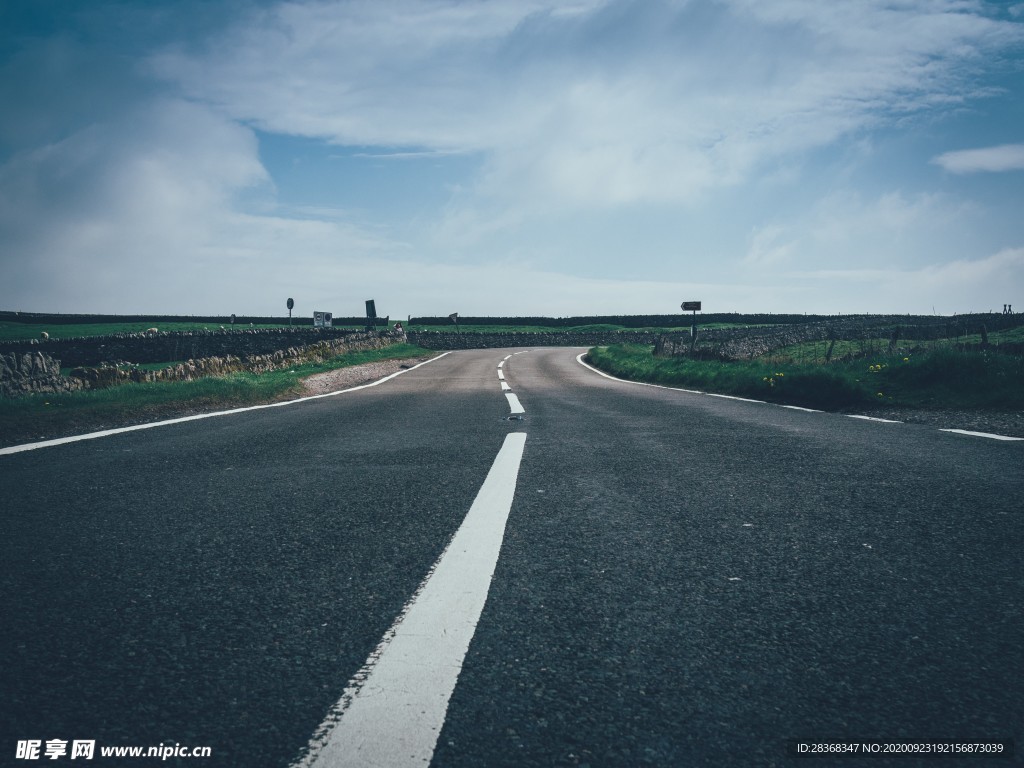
449, 312, 460, 333
313, 311, 333, 328
682, 301, 701, 339
287, 297, 294, 326
366, 299, 377, 331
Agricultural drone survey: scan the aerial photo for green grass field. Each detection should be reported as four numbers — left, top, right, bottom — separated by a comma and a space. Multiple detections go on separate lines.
586, 344, 1024, 412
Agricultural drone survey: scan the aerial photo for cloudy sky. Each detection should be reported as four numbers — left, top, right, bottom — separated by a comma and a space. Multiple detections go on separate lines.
1, 0, 1023, 319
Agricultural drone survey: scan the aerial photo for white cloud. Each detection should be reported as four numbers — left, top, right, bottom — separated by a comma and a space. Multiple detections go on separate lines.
386, 264, 812, 317
744, 225, 796, 267
742, 189, 972, 275
4, 1, 1023, 317
0, 99, 409, 314
793, 247, 1024, 315
931, 144, 1024, 173
151, 0, 1024, 210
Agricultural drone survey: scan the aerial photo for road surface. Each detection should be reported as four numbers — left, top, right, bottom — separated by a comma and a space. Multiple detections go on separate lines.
2, 348, 1021, 767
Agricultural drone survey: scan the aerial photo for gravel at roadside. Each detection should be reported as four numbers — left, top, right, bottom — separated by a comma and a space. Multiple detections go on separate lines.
301, 356, 438, 395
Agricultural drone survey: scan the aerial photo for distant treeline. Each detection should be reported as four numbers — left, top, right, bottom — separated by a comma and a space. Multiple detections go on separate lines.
411, 313, 895, 327
0, 311, 384, 327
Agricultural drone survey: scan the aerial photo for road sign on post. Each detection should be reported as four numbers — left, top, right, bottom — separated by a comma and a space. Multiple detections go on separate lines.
287, 297, 294, 326
449, 312, 460, 333
313, 311, 332, 328
366, 299, 377, 330
682, 301, 702, 340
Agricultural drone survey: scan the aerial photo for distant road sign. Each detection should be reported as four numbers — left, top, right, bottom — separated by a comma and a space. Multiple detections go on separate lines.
682, 301, 702, 311
314, 311, 332, 327
366, 300, 377, 319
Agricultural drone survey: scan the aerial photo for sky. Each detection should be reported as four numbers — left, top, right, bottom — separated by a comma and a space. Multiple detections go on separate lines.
1, 0, 1023, 319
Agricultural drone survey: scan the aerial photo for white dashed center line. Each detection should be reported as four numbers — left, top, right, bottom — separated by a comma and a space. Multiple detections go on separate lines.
498, 353, 526, 414
505, 393, 525, 414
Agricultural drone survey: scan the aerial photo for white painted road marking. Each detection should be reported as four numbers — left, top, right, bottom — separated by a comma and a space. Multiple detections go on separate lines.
496, 352, 527, 412
0, 353, 451, 456
940, 429, 1024, 442
575, 353, 704, 394
575, 352, 1020, 441
294, 432, 528, 768
706, 393, 766, 404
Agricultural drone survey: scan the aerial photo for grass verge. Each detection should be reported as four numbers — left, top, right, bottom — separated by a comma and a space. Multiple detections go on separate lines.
0, 343, 431, 447
586, 344, 1024, 412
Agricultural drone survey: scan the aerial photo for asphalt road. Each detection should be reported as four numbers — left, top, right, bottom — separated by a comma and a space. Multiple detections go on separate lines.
2, 347, 1021, 767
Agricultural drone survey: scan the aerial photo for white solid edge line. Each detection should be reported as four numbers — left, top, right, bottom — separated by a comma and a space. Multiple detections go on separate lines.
940, 429, 1024, 442
293, 432, 528, 768
847, 414, 903, 424
706, 393, 767, 404
575, 354, 904, 423
0, 353, 452, 456
574, 353, 704, 394
575, 353, 1021, 440
505, 392, 525, 414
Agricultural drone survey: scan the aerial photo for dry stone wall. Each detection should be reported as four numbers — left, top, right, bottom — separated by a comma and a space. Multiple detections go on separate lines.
406, 330, 659, 349
0, 330, 405, 398
655, 314, 1024, 361
0, 327, 375, 368
1, 352, 87, 398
